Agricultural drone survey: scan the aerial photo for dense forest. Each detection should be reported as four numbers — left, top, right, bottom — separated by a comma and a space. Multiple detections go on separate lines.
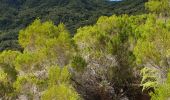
1, 0, 170, 100
0, 0, 147, 51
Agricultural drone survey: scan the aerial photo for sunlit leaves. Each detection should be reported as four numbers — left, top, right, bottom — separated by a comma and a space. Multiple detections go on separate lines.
140, 67, 158, 91
13, 74, 46, 99
42, 66, 80, 100
150, 71, 170, 100
42, 84, 80, 100
146, 0, 170, 16
134, 14, 170, 93
14, 52, 43, 73
0, 50, 20, 82
48, 66, 70, 86
18, 19, 69, 52
7, 20, 79, 99
0, 70, 7, 82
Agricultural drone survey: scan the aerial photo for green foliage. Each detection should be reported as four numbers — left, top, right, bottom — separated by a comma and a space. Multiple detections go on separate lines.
150, 71, 170, 100
14, 52, 43, 73
13, 66, 79, 100
2, 0, 170, 99
72, 11, 170, 99
0, 50, 20, 81
19, 19, 64, 50
0, 0, 147, 51
73, 14, 151, 99
134, 16, 170, 91
43, 30, 74, 66
48, 66, 71, 86
145, 0, 170, 16
13, 20, 79, 99
0, 70, 7, 83
0, 50, 20, 98
14, 74, 44, 92
71, 55, 87, 72
42, 66, 80, 100
18, 19, 74, 67
140, 67, 158, 91
0, 20, 81, 99
42, 84, 80, 100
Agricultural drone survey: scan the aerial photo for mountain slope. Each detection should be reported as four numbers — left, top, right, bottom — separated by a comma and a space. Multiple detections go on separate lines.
0, 0, 147, 51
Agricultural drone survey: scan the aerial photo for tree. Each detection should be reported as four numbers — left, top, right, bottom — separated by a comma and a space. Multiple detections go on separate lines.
4, 20, 79, 99
73, 14, 149, 99
18, 19, 74, 67
134, 15, 170, 91
0, 50, 20, 99
145, 0, 170, 16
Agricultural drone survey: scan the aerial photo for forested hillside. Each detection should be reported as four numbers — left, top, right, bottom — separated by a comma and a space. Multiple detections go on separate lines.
2, 0, 170, 100
0, 0, 147, 51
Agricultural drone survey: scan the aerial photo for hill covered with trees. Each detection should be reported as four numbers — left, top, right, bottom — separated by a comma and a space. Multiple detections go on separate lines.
0, 0, 147, 51
2, 0, 170, 100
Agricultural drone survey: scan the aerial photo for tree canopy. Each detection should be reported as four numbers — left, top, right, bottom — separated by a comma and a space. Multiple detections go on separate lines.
1, 0, 170, 100
0, 0, 147, 51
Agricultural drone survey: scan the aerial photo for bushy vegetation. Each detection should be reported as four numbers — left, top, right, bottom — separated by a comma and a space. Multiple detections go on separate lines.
150, 72, 170, 100
1, 0, 170, 100
0, 20, 80, 99
0, 0, 147, 51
